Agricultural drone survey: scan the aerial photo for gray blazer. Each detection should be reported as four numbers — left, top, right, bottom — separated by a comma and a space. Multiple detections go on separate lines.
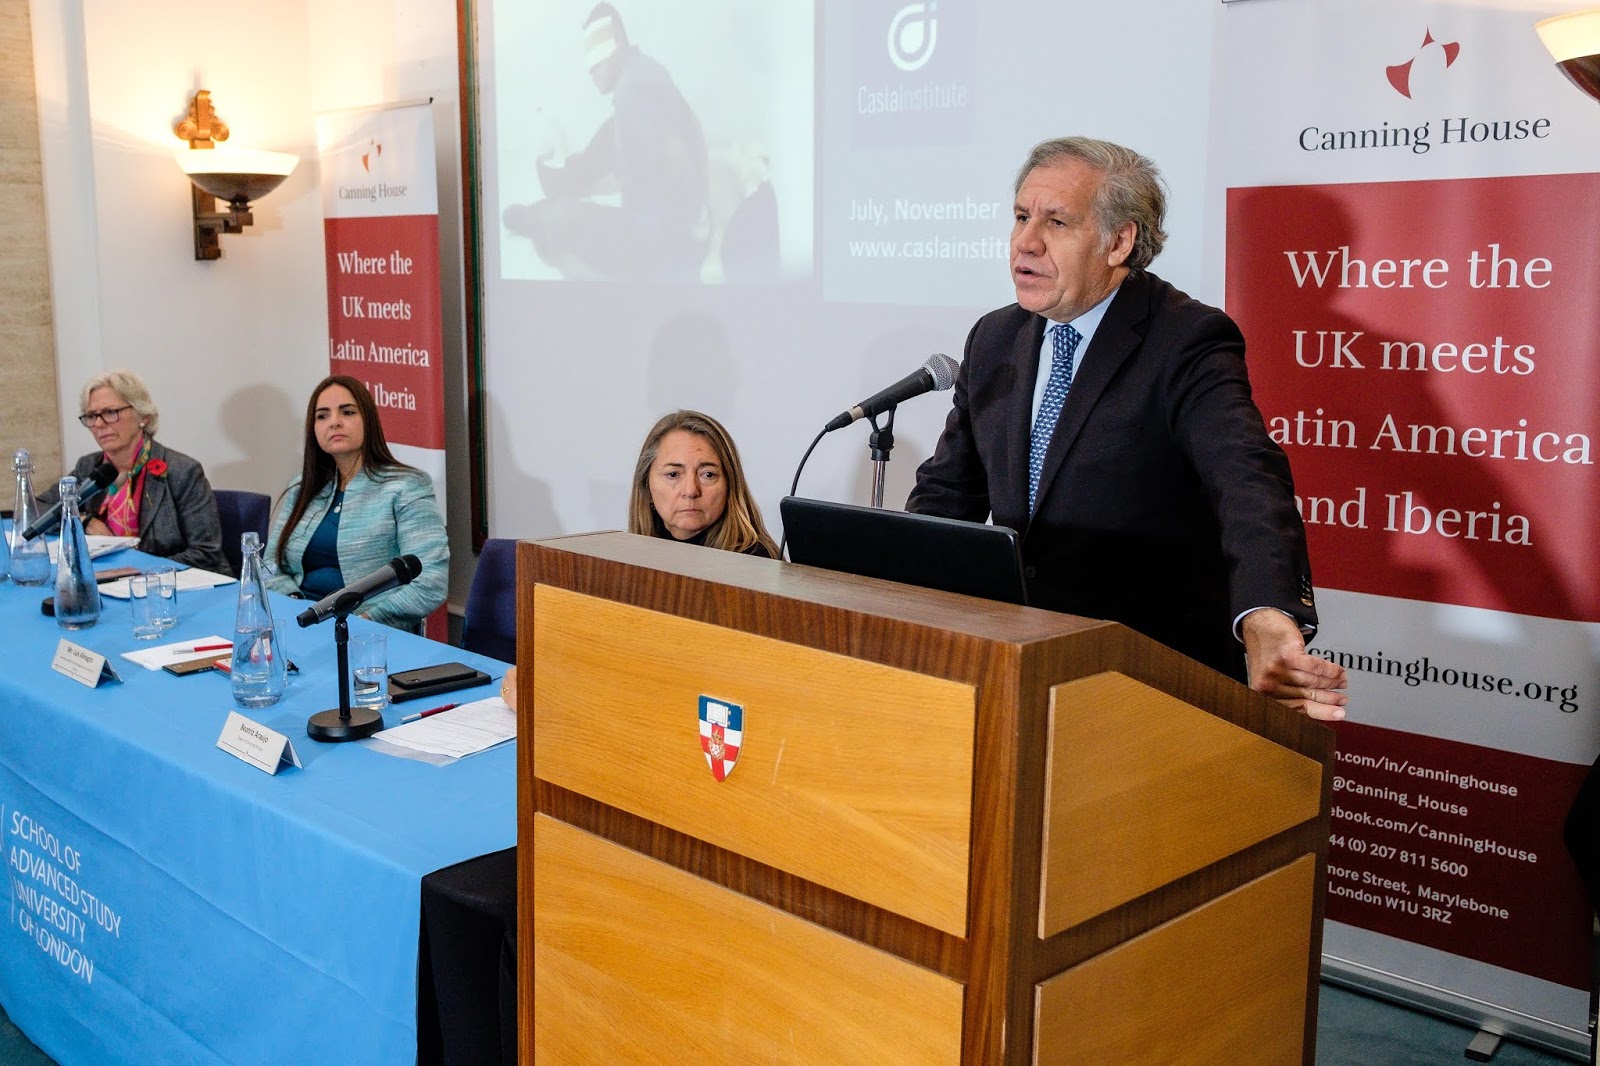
44, 438, 229, 575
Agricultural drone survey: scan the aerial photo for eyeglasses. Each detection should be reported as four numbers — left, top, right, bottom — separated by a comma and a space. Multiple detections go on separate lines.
78, 405, 133, 427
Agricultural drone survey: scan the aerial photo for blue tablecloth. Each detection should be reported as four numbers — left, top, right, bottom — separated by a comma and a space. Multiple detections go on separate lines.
0, 547, 516, 1065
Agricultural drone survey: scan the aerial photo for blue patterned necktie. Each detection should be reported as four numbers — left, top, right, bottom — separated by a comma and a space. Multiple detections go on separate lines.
1028, 322, 1082, 514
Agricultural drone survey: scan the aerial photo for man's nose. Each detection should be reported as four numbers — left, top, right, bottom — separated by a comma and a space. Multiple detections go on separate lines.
1013, 221, 1043, 254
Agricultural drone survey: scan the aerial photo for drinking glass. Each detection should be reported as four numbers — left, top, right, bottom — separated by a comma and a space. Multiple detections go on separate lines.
149, 566, 178, 631
129, 574, 162, 640
350, 632, 388, 709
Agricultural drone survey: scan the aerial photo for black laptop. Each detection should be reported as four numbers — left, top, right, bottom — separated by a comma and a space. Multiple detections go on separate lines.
780, 496, 1028, 605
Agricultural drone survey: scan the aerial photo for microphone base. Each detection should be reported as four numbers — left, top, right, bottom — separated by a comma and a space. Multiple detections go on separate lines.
306, 706, 384, 742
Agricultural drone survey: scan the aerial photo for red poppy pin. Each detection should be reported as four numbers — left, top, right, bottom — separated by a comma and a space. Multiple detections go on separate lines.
147, 459, 168, 477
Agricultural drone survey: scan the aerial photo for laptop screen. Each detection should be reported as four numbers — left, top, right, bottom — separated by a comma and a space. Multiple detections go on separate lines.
780, 496, 1028, 606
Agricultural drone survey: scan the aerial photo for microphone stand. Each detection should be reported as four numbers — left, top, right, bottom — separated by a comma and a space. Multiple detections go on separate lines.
867, 405, 896, 508
306, 600, 383, 742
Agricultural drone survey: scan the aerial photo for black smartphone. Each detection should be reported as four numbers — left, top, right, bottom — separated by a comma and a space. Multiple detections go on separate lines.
388, 663, 492, 703
390, 662, 481, 690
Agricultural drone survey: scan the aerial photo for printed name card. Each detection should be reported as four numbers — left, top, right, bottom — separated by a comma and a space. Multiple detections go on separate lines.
51, 639, 121, 688
216, 712, 303, 776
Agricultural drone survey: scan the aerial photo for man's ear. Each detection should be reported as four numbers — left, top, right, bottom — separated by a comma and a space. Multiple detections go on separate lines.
1106, 222, 1136, 268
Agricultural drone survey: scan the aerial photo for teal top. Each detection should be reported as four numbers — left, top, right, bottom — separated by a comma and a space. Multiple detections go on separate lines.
265, 468, 449, 629
300, 490, 345, 597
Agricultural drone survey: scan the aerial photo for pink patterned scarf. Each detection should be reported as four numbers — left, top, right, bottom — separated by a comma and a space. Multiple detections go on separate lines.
100, 437, 152, 537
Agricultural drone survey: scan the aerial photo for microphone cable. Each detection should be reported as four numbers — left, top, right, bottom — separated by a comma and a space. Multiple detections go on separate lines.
781, 427, 828, 560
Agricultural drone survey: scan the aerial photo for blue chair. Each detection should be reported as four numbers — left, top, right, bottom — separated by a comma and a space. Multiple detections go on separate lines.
214, 489, 271, 578
461, 538, 518, 664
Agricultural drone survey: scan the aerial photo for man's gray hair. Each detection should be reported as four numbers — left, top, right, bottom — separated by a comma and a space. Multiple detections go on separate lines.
80, 369, 159, 437
1014, 137, 1168, 270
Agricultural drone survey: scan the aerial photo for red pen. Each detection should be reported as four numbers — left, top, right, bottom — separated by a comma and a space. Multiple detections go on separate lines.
401, 703, 458, 724
191, 643, 233, 653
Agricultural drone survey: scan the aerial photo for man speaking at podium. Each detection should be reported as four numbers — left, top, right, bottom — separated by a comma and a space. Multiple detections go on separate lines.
908, 136, 1347, 720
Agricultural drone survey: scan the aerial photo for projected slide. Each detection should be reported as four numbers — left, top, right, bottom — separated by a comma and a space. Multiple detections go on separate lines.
820, 0, 1009, 306
474, 0, 1214, 542
492, 0, 815, 284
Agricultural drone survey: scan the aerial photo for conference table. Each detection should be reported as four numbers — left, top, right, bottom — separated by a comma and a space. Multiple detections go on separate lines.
0, 544, 516, 1065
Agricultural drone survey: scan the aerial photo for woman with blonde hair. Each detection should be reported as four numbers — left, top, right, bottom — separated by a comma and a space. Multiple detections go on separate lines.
45, 369, 227, 573
501, 408, 774, 709
627, 409, 777, 557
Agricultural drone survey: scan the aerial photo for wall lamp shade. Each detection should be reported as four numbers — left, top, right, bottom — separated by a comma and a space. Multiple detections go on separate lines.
1536, 7, 1600, 104
178, 149, 297, 206
174, 90, 299, 261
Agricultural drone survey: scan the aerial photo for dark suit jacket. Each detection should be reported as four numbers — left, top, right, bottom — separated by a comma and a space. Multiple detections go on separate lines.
47, 439, 229, 575
907, 270, 1316, 680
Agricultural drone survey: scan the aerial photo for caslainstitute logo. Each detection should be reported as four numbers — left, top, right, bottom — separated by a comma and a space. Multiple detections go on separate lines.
1297, 24, 1551, 157
851, 0, 974, 147
888, 1, 937, 72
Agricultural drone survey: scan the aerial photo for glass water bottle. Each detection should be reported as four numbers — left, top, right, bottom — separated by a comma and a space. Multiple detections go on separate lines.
10, 451, 51, 586
231, 531, 287, 707
0, 476, 10, 582
53, 476, 102, 629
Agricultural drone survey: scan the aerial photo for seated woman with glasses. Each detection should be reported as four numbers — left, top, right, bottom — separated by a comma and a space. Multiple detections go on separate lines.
265, 374, 448, 631
43, 369, 228, 573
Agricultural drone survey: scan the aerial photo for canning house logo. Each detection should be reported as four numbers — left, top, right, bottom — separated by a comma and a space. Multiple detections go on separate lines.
1385, 28, 1461, 99
1297, 25, 1551, 156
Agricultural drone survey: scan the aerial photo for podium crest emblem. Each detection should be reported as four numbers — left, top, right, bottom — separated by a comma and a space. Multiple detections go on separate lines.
698, 696, 743, 782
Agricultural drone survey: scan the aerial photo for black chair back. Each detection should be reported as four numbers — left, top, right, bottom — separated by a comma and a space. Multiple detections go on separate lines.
461, 539, 517, 664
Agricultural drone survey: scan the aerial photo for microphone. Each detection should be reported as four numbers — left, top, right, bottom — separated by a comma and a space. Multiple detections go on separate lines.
22, 460, 119, 541
296, 555, 422, 627
824, 353, 959, 432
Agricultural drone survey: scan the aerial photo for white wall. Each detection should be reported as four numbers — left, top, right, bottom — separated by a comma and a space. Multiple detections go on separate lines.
29, 0, 476, 606
32, 0, 326, 499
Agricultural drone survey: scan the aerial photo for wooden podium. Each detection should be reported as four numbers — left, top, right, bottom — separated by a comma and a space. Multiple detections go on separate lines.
516, 532, 1333, 1065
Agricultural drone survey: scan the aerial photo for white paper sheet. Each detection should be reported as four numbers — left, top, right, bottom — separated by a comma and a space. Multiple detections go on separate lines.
99, 568, 236, 600
47, 535, 139, 561
120, 635, 234, 671
370, 698, 516, 759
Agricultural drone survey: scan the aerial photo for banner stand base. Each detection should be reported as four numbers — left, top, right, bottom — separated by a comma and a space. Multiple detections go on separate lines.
1321, 954, 1589, 1062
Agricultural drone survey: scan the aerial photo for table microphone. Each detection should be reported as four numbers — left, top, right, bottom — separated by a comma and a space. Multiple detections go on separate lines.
22, 460, 118, 541
296, 556, 422, 627
823, 353, 958, 432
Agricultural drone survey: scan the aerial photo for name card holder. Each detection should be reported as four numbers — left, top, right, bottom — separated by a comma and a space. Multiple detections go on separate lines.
51, 639, 122, 688
216, 711, 303, 775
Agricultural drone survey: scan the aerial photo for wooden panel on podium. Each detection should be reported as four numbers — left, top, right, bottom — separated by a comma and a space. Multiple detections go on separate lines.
1039, 671, 1324, 935
518, 532, 1335, 1066
533, 814, 964, 1065
1034, 855, 1317, 1065
531, 583, 976, 937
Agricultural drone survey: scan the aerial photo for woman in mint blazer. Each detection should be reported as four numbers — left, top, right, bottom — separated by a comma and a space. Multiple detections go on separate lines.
265, 375, 448, 630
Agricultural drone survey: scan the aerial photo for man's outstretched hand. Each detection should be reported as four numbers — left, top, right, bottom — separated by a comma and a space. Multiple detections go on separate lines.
1242, 609, 1348, 721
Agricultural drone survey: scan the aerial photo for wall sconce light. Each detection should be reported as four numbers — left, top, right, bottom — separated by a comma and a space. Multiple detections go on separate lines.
1536, 7, 1600, 104
173, 90, 298, 261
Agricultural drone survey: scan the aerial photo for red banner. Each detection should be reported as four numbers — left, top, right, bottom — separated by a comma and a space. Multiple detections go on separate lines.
1327, 722, 1591, 988
1228, 174, 1600, 624
324, 214, 446, 450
